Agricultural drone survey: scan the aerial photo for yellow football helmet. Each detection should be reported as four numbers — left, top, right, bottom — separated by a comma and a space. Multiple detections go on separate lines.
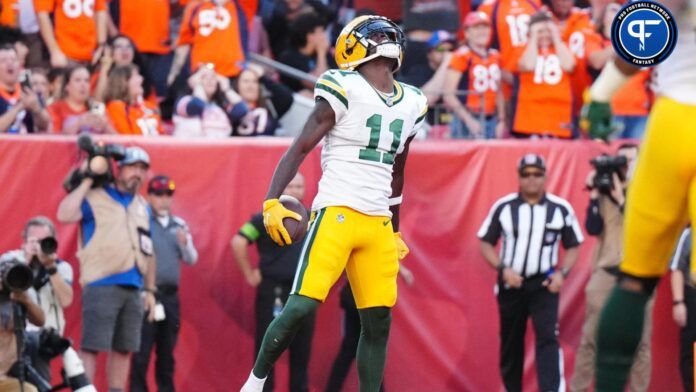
334, 15, 405, 73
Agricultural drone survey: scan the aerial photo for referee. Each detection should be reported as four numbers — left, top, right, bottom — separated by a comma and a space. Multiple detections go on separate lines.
478, 154, 584, 392
670, 227, 694, 392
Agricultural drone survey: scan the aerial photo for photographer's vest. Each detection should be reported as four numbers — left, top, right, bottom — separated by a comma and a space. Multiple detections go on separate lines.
77, 189, 152, 286
592, 195, 623, 270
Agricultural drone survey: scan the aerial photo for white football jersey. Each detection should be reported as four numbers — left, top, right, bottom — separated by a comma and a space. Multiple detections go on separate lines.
311, 69, 428, 217
654, 1, 696, 105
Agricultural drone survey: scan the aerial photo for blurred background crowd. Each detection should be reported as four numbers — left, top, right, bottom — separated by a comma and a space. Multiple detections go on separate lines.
0, 0, 654, 140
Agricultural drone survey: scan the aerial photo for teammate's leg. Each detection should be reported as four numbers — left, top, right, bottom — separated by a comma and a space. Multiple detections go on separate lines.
627, 297, 654, 392
570, 269, 614, 391
596, 98, 696, 390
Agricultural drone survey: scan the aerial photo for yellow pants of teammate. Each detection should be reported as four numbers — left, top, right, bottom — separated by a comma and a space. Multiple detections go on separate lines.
291, 206, 399, 308
621, 97, 696, 277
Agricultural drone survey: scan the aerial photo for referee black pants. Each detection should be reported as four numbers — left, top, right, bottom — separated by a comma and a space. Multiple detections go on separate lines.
679, 285, 696, 392
497, 275, 561, 392
255, 279, 316, 392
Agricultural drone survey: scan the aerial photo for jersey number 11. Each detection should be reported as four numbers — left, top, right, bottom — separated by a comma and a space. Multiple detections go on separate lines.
359, 114, 404, 165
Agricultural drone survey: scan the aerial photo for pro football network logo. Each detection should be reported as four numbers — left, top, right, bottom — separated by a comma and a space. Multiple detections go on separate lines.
610, 1, 678, 66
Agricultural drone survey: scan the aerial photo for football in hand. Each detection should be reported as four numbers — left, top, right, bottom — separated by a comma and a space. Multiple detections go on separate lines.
280, 195, 309, 243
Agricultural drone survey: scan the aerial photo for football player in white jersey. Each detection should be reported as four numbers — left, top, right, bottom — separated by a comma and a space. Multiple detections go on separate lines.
240, 15, 427, 392
585, 0, 696, 389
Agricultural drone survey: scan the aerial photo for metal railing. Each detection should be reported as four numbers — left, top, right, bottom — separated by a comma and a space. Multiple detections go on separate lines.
249, 53, 492, 139
248, 52, 318, 84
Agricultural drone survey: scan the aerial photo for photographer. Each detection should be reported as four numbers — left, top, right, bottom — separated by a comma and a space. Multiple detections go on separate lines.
0, 259, 45, 392
0, 216, 73, 381
57, 146, 156, 392
570, 143, 653, 391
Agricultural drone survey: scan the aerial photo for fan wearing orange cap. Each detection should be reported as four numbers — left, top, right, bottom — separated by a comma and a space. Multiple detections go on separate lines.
444, 11, 505, 139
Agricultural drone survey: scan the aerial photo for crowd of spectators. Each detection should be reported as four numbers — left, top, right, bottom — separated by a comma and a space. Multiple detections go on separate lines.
0, 0, 653, 140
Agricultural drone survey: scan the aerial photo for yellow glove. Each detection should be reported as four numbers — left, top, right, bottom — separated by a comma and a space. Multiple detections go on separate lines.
394, 232, 409, 260
263, 199, 302, 246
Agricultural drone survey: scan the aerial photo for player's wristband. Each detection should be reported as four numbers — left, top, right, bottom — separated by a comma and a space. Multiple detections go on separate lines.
589, 61, 631, 102
388, 195, 403, 206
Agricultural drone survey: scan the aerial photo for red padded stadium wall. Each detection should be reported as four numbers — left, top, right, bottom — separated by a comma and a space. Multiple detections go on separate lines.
0, 136, 681, 391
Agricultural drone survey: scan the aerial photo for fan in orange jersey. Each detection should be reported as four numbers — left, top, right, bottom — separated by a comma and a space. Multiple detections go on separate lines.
104, 65, 162, 135
34, 0, 108, 67
547, 0, 593, 116
167, 0, 248, 85
116, 0, 173, 97
479, 0, 541, 83
444, 11, 505, 139
0, 0, 18, 27
583, 1, 653, 139
511, 11, 575, 138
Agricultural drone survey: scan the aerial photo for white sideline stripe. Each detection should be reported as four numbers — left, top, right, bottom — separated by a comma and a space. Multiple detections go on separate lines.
291, 209, 324, 294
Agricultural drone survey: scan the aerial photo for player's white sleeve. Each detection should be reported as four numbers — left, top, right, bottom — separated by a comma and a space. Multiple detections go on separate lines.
314, 70, 349, 122
589, 60, 632, 102
411, 87, 429, 138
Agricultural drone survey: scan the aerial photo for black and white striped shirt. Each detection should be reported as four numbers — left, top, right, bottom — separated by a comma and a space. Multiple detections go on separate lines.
478, 193, 584, 277
670, 228, 691, 282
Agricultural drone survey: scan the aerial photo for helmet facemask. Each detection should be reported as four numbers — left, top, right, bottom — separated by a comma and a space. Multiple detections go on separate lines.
340, 16, 405, 72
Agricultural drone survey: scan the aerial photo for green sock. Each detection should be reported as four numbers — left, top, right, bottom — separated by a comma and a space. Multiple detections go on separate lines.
252, 294, 319, 378
357, 307, 392, 392
595, 285, 650, 391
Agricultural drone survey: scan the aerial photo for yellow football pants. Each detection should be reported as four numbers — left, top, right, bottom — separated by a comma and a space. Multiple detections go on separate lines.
291, 206, 399, 308
621, 97, 696, 277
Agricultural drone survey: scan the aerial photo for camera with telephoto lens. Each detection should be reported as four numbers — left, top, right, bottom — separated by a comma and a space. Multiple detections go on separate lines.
39, 237, 57, 255
63, 134, 126, 192
590, 154, 628, 194
0, 258, 33, 295
15, 328, 97, 392
27, 237, 59, 291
